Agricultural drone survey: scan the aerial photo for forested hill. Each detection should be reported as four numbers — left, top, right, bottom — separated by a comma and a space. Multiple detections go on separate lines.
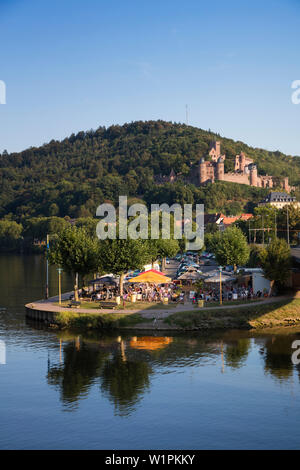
1, 120, 300, 220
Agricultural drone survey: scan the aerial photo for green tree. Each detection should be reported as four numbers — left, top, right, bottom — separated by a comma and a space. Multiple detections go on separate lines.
147, 238, 179, 270
224, 201, 243, 216
210, 226, 250, 270
98, 238, 152, 296
247, 244, 263, 268
0, 220, 23, 251
48, 226, 100, 300
259, 238, 291, 291
75, 217, 98, 237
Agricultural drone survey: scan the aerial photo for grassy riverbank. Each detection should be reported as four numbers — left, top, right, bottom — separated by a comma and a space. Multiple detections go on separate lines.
51, 297, 300, 331
163, 298, 300, 330
55, 310, 145, 329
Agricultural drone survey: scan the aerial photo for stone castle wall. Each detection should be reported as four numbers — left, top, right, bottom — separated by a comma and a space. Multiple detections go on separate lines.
222, 172, 250, 185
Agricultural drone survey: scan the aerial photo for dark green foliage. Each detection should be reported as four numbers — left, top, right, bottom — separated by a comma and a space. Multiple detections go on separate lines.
48, 226, 100, 282
0, 220, 23, 251
259, 238, 291, 287
209, 226, 250, 268
247, 244, 263, 268
0, 120, 298, 221
23, 216, 69, 240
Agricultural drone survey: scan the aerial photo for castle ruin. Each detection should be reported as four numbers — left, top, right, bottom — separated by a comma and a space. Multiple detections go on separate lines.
155, 140, 292, 192
199, 141, 291, 192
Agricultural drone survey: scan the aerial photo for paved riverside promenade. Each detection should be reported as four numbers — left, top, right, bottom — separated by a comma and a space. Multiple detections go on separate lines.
25, 293, 290, 322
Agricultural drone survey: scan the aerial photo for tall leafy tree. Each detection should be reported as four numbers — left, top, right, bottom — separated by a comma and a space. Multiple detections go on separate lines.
147, 238, 179, 270
210, 226, 250, 270
259, 238, 291, 291
48, 226, 100, 300
98, 238, 152, 296
0, 220, 23, 251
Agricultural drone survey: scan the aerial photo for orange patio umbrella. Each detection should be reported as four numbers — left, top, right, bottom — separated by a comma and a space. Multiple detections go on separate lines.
129, 269, 171, 284
130, 336, 173, 351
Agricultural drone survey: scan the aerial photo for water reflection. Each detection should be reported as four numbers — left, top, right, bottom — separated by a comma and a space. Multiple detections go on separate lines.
47, 339, 109, 409
3, 255, 300, 449
258, 335, 295, 381
46, 335, 155, 415
100, 352, 152, 416
224, 338, 251, 369
44, 330, 300, 417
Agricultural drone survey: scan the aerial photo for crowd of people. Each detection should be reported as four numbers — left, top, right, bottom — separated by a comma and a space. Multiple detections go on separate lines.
123, 283, 180, 302
195, 284, 268, 303
78, 278, 266, 305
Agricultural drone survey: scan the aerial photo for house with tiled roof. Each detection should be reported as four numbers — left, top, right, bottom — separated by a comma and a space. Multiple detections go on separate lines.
258, 192, 300, 209
219, 213, 253, 230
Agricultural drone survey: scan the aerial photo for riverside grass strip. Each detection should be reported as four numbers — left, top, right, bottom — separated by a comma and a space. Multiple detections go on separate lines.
55, 311, 145, 329
163, 299, 300, 330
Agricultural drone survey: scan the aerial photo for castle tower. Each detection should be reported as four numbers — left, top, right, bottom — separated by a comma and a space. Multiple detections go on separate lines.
209, 141, 221, 161
199, 157, 207, 184
250, 164, 258, 187
282, 177, 290, 193
235, 152, 246, 172
234, 155, 239, 171
240, 152, 246, 173
216, 157, 224, 181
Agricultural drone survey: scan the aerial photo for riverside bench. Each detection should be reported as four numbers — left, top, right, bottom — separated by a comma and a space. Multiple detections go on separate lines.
68, 300, 81, 308
99, 301, 118, 310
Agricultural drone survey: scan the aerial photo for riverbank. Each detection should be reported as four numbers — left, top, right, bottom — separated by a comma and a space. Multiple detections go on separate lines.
25, 295, 300, 331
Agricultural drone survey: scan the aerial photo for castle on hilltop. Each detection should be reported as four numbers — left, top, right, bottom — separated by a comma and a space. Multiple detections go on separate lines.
157, 140, 292, 192
199, 141, 291, 192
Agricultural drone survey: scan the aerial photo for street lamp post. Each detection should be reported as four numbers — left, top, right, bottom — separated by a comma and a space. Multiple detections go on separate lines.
287, 205, 290, 246
219, 266, 222, 306
57, 268, 63, 305
45, 234, 49, 299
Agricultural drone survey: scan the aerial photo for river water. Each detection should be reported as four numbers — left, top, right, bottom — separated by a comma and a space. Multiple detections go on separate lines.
0, 254, 300, 449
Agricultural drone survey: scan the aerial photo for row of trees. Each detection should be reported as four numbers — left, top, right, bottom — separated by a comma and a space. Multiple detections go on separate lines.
48, 226, 180, 298
205, 226, 291, 290
48, 223, 292, 299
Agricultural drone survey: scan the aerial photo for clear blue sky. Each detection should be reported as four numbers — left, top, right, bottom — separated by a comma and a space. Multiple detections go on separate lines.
0, 0, 300, 155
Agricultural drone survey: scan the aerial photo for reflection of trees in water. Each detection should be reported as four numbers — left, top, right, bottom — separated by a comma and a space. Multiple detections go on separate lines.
261, 336, 294, 381
47, 342, 108, 408
46, 332, 299, 415
100, 354, 152, 416
224, 339, 251, 369
47, 339, 152, 414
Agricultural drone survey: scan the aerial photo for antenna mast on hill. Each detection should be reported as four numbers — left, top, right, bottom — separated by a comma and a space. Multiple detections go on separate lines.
186, 104, 189, 126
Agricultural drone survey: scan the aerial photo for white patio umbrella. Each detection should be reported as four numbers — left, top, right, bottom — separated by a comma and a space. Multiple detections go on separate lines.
178, 271, 205, 281
204, 274, 236, 283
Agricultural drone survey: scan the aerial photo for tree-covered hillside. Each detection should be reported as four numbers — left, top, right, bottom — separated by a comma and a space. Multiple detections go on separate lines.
1, 120, 299, 220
